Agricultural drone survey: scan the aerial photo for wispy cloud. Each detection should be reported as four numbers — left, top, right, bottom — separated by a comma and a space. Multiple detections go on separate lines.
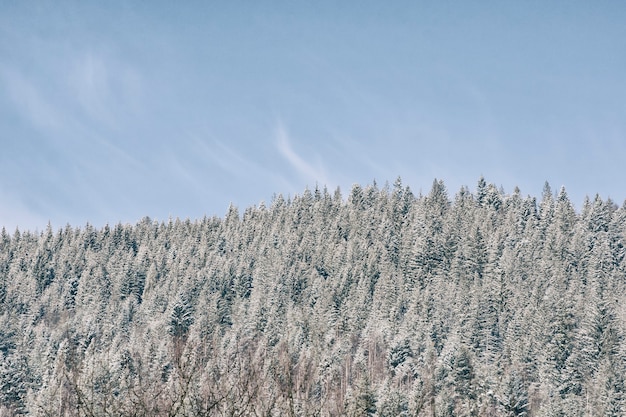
68, 51, 144, 130
71, 53, 114, 127
275, 121, 329, 186
200, 138, 256, 178
0, 67, 62, 132
191, 135, 295, 194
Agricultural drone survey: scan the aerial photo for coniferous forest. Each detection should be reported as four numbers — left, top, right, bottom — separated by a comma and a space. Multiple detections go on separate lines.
1, 178, 625, 416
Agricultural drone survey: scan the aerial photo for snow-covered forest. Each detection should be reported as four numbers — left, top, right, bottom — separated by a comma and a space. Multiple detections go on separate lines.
1, 178, 625, 416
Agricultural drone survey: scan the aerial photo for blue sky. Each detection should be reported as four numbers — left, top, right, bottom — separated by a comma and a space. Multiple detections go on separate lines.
1, 1, 625, 231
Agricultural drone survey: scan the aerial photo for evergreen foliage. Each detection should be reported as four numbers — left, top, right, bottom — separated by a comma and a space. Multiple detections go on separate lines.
0, 178, 625, 416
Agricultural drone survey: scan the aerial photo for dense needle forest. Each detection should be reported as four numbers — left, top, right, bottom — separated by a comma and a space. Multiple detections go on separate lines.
1, 178, 625, 416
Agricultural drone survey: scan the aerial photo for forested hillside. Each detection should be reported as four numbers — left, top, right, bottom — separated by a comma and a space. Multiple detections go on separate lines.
1, 178, 625, 416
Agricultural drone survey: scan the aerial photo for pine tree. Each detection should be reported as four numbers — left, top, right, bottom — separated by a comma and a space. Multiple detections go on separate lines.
346, 374, 377, 417
498, 369, 529, 416
169, 292, 194, 341
0, 352, 30, 415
